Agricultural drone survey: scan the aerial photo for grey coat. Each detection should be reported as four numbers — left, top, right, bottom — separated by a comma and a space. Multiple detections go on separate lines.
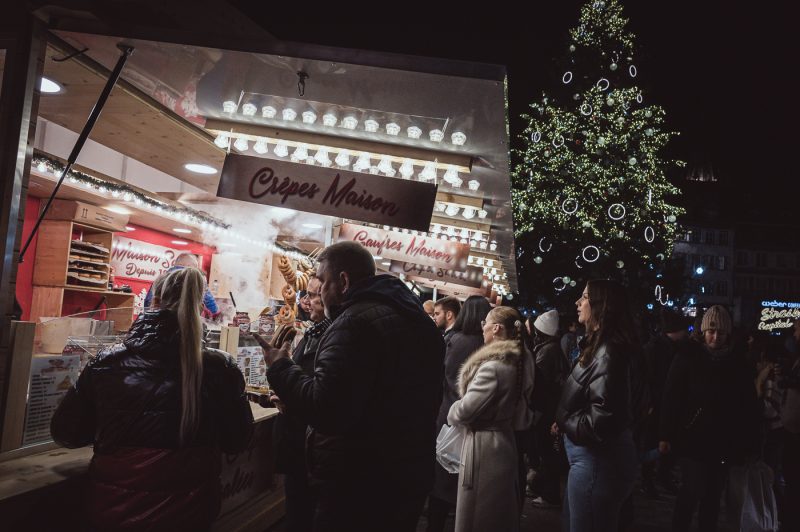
447, 340, 535, 532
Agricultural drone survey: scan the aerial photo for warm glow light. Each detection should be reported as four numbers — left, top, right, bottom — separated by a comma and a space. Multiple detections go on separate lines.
125, 226, 136, 231
302, 223, 324, 229
171, 240, 189, 245
106, 206, 132, 215
184, 163, 217, 174
173, 228, 192, 234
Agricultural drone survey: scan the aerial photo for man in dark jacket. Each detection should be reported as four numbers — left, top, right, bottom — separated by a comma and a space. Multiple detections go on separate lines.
264, 241, 445, 532
269, 275, 331, 532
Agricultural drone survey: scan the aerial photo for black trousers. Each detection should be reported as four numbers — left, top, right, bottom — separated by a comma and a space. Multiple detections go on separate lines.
672, 457, 727, 532
783, 431, 800, 532
284, 472, 315, 532
529, 421, 562, 503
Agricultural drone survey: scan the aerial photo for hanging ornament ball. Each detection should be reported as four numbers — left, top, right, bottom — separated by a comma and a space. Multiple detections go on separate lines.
645, 110, 653, 118
617, 231, 625, 238
667, 214, 677, 223
563, 276, 572, 284
573, 93, 581, 100
597, 137, 606, 146
544, 150, 551, 157
610, 63, 618, 71
616, 260, 625, 269
629, 157, 637, 165
645, 128, 654, 137
569, 44, 576, 52
534, 256, 543, 264
582, 221, 592, 228
606, 97, 615, 106
656, 253, 666, 261
569, 280, 577, 287
617, 117, 625, 124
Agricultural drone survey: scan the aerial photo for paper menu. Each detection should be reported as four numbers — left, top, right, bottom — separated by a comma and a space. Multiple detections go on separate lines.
22, 355, 82, 446
236, 346, 267, 387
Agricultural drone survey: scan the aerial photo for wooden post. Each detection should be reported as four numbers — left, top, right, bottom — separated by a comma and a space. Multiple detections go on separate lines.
0, 322, 36, 452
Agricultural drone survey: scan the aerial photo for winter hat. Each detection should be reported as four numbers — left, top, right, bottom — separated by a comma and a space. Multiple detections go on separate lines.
534, 309, 560, 337
701, 305, 732, 335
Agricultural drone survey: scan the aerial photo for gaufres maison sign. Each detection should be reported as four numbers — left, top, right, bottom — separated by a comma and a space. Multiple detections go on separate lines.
217, 154, 438, 231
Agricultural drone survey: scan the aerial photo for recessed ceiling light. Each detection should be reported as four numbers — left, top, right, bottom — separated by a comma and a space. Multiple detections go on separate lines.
218, 242, 237, 247
171, 240, 188, 245
382, 261, 391, 266
173, 228, 192, 234
106, 206, 132, 215
40, 77, 62, 94
372, 256, 382, 260
302, 223, 324, 229
125, 226, 136, 231
184, 163, 217, 174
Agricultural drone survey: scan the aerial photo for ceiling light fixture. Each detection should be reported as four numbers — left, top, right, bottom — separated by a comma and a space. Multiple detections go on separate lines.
173, 228, 192, 234
125, 226, 136, 231
253, 138, 269, 154
40, 77, 62, 94
282, 108, 298, 121
241, 103, 257, 116
262, 105, 277, 118
184, 163, 217, 174
171, 240, 189, 245
302, 111, 317, 124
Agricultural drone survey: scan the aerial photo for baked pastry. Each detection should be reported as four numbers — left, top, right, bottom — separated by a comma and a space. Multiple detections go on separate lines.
295, 271, 308, 291
299, 258, 313, 273
277, 304, 296, 325
278, 255, 296, 284
270, 324, 297, 347
282, 284, 296, 306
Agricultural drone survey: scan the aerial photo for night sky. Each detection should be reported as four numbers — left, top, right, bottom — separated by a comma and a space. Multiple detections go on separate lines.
233, 1, 797, 217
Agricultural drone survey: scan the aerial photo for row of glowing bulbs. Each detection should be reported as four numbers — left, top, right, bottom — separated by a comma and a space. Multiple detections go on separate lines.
215, 133, 477, 189
434, 201, 488, 220
223, 101, 468, 146
38, 161, 308, 262
381, 223, 497, 251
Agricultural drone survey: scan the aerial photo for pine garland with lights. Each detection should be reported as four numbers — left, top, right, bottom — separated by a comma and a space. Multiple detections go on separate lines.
512, 0, 685, 310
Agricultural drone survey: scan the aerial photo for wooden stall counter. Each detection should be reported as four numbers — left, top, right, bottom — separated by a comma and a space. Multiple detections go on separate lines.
0, 404, 283, 531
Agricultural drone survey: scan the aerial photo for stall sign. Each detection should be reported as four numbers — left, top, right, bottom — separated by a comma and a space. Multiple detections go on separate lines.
217, 154, 438, 231
339, 223, 469, 270
758, 299, 800, 332
389, 260, 485, 288
111, 237, 183, 282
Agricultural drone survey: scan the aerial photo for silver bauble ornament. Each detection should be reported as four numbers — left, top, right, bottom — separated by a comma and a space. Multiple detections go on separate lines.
610, 63, 618, 71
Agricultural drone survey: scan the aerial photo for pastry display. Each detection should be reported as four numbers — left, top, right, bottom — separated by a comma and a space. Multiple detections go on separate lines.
277, 304, 296, 325
270, 324, 297, 347
295, 271, 308, 291
299, 257, 313, 273
282, 284, 296, 306
277, 255, 296, 285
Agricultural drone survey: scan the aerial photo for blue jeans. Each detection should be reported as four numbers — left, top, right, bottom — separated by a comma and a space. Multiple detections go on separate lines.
563, 430, 637, 532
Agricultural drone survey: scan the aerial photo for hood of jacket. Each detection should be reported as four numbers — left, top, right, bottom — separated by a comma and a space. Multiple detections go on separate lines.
458, 339, 525, 397
333, 274, 430, 326
123, 309, 181, 358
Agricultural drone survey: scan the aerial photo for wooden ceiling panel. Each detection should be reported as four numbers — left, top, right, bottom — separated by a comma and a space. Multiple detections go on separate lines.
38, 45, 224, 193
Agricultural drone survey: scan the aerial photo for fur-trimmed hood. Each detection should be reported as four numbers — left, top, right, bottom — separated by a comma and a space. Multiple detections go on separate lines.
458, 339, 526, 397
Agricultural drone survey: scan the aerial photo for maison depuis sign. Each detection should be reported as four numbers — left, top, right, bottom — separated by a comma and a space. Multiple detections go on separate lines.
389, 261, 485, 289
339, 223, 470, 270
110, 237, 184, 282
217, 154, 438, 231
758, 299, 800, 332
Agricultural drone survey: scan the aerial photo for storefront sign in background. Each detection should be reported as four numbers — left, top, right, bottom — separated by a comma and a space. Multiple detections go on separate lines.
389, 260, 485, 288
758, 299, 800, 332
110, 236, 184, 282
339, 223, 470, 270
217, 154, 438, 231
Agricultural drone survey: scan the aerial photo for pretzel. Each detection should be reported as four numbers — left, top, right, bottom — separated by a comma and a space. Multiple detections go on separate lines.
295, 271, 308, 291
277, 304, 296, 325
270, 324, 297, 347
299, 258, 313, 273
282, 284, 296, 306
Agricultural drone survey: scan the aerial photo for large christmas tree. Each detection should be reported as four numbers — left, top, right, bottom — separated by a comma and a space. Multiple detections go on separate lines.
512, 0, 685, 312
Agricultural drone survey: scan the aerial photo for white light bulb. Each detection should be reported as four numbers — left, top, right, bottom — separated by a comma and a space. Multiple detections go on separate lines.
323, 113, 337, 126
399, 159, 415, 179
435, 202, 447, 212
419, 162, 437, 181
282, 108, 297, 121
468, 180, 480, 191
407, 126, 422, 139
274, 141, 289, 157
222, 100, 237, 113
461, 238, 468, 244
460, 228, 470, 238
335, 149, 351, 167
36, 162, 47, 172
447, 226, 456, 236
478, 209, 488, 219
479, 241, 488, 250
364, 119, 379, 132
443, 166, 459, 184
314, 148, 332, 167
302, 111, 317, 124
470, 239, 478, 247
233, 137, 249, 152
341, 116, 358, 129
451, 131, 467, 145
429, 129, 444, 142
253, 138, 268, 154
214, 132, 230, 149
385, 123, 401, 135
445, 204, 460, 217
377, 156, 393, 174
431, 224, 441, 233
353, 152, 371, 172
262, 105, 277, 118
462, 207, 476, 219
476, 258, 484, 266
368, 166, 380, 174
291, 144, 309, 162
241, 103, 257, 116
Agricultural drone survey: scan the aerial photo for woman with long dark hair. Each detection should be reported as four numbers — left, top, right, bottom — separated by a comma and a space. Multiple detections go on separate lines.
427, 295, 491, 532
51, 267, 254, 531
447, 306, 535, 532
555, 279, 640, 531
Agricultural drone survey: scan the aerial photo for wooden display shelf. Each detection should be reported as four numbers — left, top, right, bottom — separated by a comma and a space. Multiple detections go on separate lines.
30, 286, 135, 333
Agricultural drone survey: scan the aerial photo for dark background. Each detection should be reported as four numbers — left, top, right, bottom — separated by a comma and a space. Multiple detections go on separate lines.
232, 1, 798, 220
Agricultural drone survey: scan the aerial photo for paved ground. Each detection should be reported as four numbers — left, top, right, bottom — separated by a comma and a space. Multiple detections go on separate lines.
268, 479, 738, 531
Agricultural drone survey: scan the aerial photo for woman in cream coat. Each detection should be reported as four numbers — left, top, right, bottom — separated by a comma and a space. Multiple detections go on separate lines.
448, 306, 536, 532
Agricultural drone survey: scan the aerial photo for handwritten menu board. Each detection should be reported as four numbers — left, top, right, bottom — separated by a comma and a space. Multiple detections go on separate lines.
22, 355, 81, 446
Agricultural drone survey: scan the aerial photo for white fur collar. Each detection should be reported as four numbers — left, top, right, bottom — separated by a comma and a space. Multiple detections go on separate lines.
457, 339, 524, 397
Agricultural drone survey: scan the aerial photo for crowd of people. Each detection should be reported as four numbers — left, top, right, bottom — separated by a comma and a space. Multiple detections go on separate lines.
48, 241, 800, 531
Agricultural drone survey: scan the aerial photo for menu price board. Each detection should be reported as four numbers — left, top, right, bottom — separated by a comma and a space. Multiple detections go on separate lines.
22, 355, 82, 446
237, 346, 268, 387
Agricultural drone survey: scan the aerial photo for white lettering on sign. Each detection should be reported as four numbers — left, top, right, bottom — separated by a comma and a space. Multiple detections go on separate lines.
111, 236, 184, 282
338, 223, 469, 270
758, 305, 800, 332
389, 261, 485, 288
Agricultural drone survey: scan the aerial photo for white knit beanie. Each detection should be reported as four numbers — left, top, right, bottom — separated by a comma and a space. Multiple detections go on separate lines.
534, 309, 560, 337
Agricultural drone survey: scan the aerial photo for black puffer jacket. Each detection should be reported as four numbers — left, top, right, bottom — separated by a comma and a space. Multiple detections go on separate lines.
267, 275, 445, 489
659, 339, 759, 462
50, 309, 253, 531
556, 341, 633, 446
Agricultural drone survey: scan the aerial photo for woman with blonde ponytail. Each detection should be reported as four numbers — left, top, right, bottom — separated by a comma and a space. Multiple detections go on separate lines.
447, 306, 535, 532
52, 267, 253, 532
